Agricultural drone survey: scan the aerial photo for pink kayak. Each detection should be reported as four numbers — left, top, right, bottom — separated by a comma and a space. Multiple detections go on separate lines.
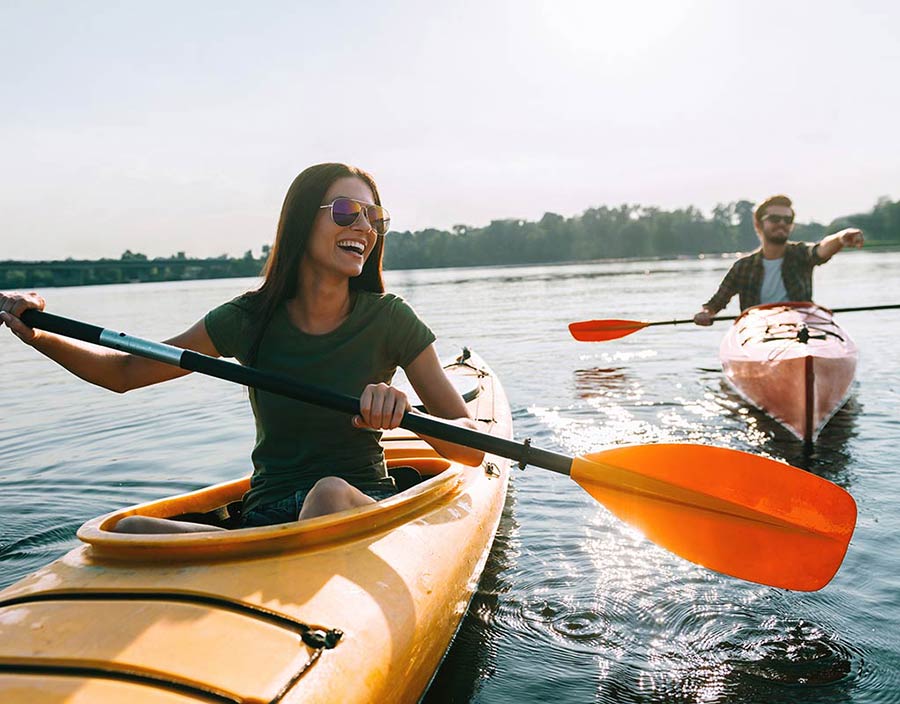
719, 302, 858, 443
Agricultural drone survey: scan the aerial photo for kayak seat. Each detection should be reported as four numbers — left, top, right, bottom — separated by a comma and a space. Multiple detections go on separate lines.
389, 465, 424, 492
387, 457, 452, 488
167, 500, 244, 530
167, 462, 443, 528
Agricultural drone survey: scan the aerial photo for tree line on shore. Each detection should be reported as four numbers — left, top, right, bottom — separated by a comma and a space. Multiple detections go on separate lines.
3, 196, 898, 288
383, 195, 899, 269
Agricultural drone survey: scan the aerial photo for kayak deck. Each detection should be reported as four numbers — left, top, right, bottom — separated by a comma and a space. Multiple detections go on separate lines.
719, 302, 857, 443
0, 351, 512, 704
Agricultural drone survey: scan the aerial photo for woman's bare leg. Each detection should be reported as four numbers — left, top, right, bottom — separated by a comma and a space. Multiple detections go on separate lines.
298, 476, 377, 520
114, 516, 227, 534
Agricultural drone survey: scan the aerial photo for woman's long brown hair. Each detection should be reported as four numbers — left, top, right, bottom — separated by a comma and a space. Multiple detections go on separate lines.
244, 163, 385, 364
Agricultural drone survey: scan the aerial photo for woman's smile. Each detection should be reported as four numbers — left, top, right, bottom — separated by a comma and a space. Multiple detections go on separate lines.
337, 237, 367, 258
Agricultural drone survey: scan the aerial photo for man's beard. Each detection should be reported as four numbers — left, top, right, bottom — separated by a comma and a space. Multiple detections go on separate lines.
763, 230, 789, 245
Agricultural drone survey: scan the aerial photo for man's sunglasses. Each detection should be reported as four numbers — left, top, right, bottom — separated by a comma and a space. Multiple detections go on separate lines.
763, 214, 794, 225
319, 197, 391, 236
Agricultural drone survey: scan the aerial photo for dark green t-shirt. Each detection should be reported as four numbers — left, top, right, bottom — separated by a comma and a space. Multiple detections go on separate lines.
204, 291, 436, 513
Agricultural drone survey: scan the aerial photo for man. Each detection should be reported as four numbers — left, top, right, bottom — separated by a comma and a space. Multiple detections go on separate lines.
693, 195, 864, 325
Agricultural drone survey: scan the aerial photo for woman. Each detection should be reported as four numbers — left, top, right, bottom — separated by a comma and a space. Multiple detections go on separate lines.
0, 163, 484, 532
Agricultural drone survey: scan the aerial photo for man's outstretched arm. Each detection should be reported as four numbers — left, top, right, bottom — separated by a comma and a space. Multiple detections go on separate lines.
816, 228, 864, 262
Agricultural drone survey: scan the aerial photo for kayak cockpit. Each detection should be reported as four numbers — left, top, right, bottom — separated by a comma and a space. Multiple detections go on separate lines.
76, 453, 467, 562
156, 460, 433, 531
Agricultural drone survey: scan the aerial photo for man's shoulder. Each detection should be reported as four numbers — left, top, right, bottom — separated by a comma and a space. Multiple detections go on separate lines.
730, 249, 761, 268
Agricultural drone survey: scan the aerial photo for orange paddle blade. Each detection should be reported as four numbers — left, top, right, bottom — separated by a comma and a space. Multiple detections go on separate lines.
568, 319, 649, 341
570, 444, 856, 591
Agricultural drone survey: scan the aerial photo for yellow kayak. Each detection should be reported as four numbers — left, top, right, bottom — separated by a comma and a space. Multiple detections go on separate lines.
0, 351, 512, 704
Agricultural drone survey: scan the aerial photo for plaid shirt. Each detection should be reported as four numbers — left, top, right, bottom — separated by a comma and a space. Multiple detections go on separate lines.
703, 242, 825, 313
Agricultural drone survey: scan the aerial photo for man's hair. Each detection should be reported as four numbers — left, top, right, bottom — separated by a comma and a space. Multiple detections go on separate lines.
754, 195, 794, 225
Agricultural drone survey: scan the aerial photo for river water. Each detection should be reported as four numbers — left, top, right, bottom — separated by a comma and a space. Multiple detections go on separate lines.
2, 252, 899, 703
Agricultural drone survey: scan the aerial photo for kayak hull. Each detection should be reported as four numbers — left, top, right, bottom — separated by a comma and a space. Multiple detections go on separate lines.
0, 351, 512, 704
719, 302, 857, 443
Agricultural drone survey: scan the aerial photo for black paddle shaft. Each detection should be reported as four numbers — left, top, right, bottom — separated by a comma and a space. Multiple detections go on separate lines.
20, 309, 574, 476
650, 303, 900, 327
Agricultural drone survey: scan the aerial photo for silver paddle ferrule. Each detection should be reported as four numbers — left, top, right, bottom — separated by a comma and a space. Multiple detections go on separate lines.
99, 329, 185, 366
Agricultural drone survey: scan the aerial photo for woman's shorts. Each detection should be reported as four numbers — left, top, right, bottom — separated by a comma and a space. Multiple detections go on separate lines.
240, 482, 399, 528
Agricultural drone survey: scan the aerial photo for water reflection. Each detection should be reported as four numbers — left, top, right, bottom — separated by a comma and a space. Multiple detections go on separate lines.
564, 364, 752, 451
423, 486, 521, 703
783, 401, 862, 485
716, 381, 861, 486
572, 366, 633, 401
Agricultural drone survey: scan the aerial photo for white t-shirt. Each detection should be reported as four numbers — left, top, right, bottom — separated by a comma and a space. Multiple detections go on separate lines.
760, 257, 788, 304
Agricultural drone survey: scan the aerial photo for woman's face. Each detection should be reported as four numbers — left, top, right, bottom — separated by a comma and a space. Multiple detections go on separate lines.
304, 176, 379, 281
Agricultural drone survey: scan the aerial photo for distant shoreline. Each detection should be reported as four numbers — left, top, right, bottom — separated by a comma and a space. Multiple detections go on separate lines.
5, 194, 898, 288
0, 255, 265, 289
4, 245, 896, 290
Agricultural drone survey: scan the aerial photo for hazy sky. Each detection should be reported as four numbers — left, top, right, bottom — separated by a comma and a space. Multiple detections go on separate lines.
2, 1, 898, 260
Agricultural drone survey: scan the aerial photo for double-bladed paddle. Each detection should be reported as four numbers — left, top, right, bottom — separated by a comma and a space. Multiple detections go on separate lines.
569, 303, 900, 341
21, 309, 857, 591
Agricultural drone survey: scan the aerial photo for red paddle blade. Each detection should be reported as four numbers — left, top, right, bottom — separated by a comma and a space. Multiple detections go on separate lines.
568, 319, 648, 341
570, 444, 856, 591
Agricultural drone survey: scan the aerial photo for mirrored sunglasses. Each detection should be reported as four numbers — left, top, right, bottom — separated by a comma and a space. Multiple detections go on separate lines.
319, 197, 391, 236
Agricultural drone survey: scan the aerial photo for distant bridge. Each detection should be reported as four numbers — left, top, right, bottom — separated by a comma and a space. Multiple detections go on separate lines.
0, 257, 264, 288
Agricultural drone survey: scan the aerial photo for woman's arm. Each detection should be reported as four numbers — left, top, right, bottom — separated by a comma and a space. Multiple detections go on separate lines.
0, 291, 220, 393
403, 344, 486, 467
